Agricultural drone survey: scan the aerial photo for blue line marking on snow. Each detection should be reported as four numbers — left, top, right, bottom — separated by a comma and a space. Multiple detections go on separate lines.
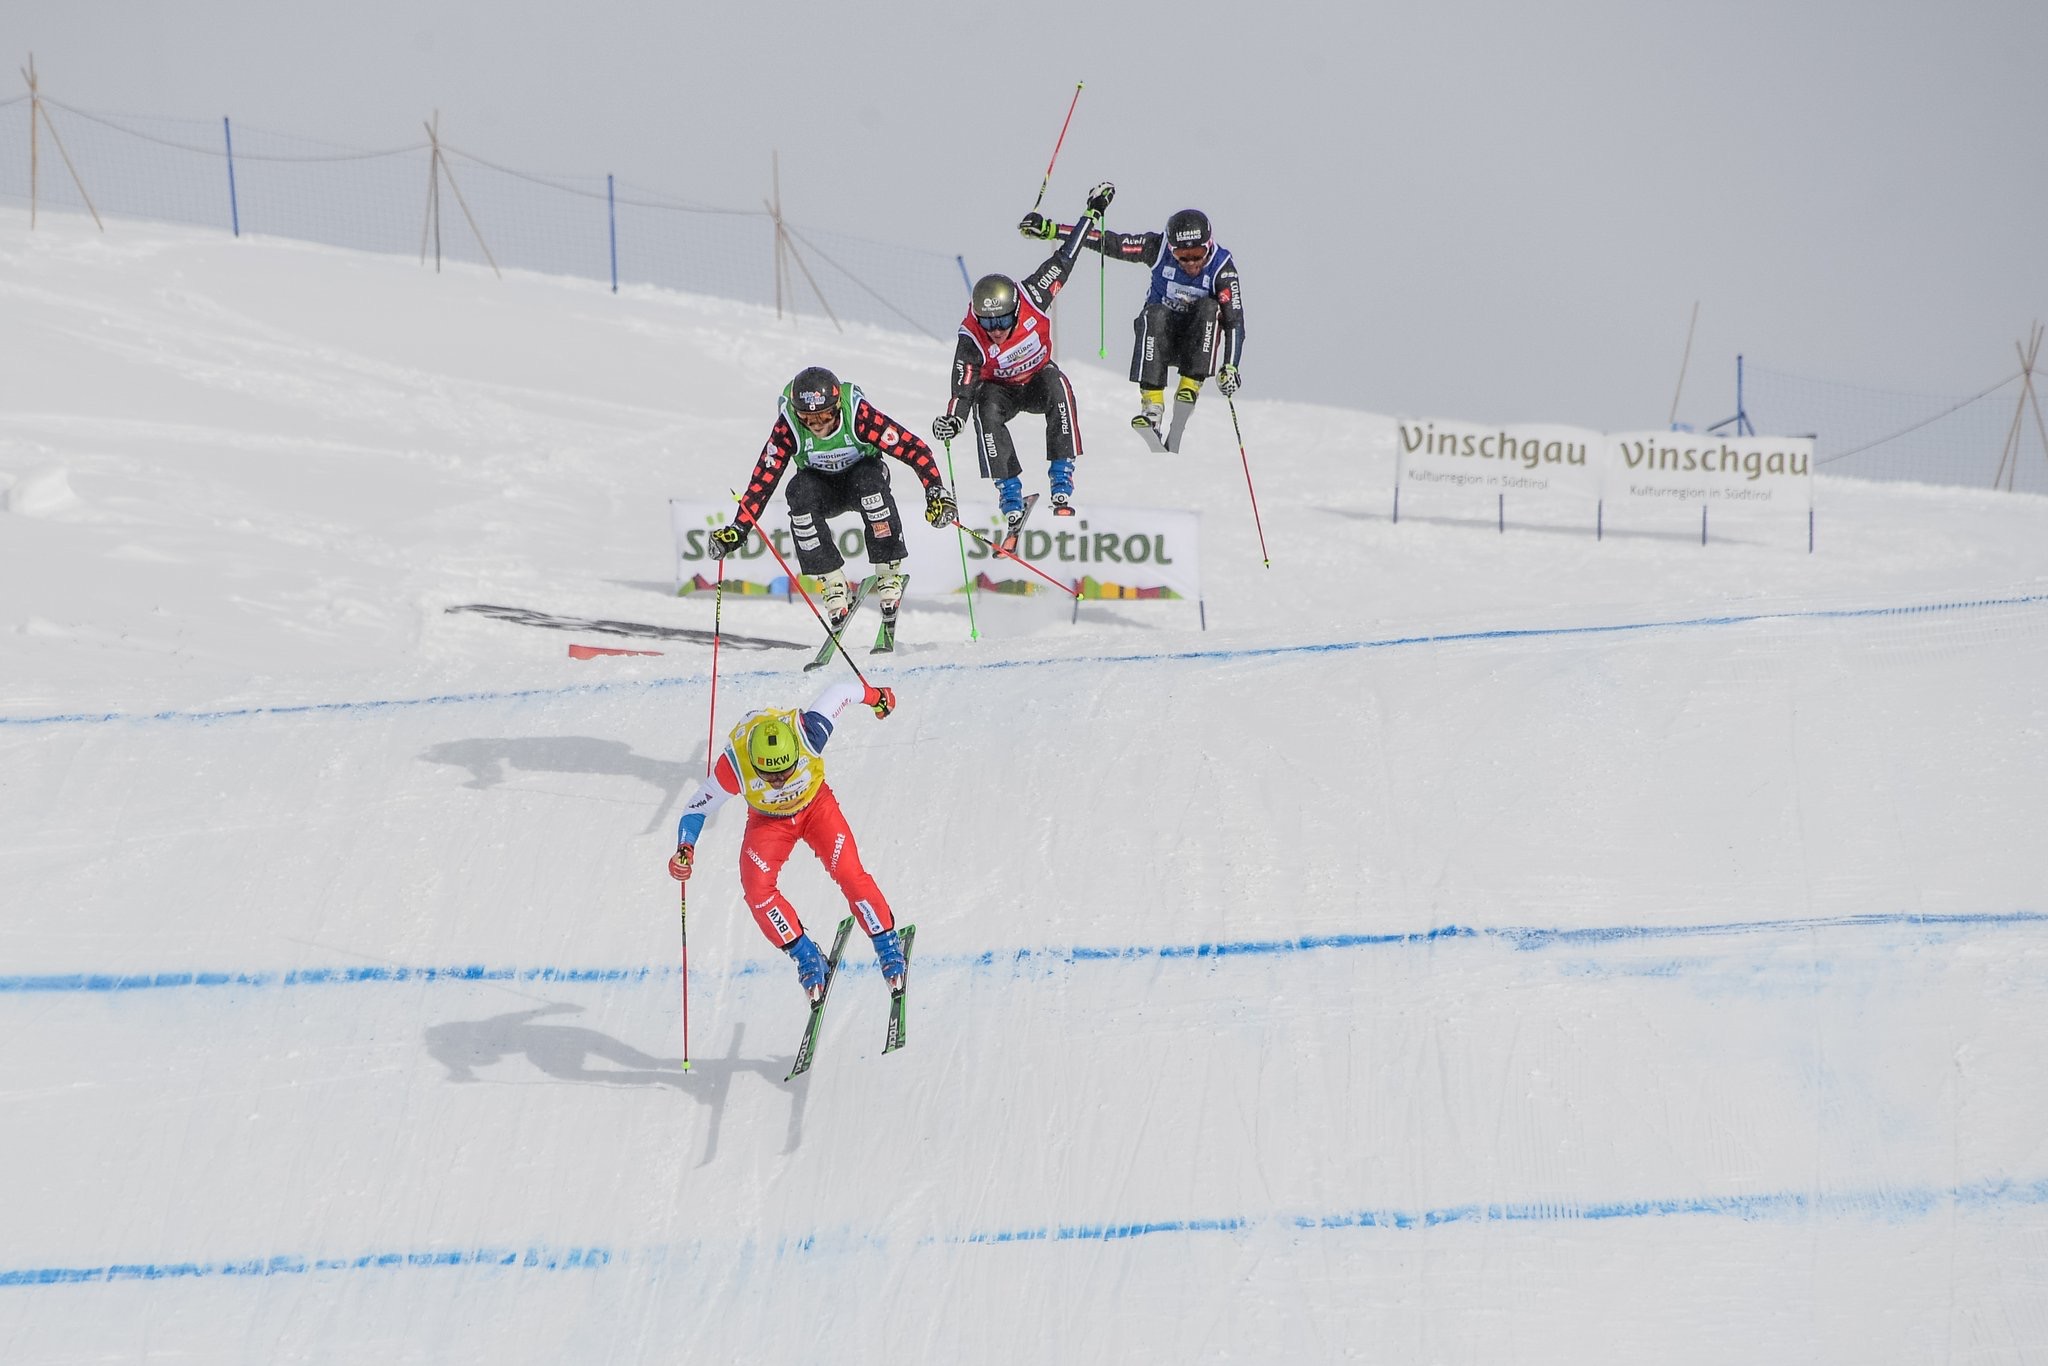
8, 1177, 2044, 1289
0, 964, 659, 994
3, 909, 2041, 996
1064, 908, 2048, 960
953, 1175, 2048, 1247
3, 590, 2043, 729
0, 1244, 611, 1288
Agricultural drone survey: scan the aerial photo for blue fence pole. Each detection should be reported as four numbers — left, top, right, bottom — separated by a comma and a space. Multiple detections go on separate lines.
607, 174, 618, 294
223, 117, 240, 237
955, 254, 972, 294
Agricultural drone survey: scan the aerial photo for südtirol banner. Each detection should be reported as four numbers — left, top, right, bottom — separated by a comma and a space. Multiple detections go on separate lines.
969, 503, 1199, 603
671, 499, 799, 596
671, 498, 1200, 603
1394, 418, 1603, 521
1605, 432, 1814, 512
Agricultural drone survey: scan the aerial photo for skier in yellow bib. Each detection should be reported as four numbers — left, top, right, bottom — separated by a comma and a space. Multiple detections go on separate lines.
668, 678, 904, 999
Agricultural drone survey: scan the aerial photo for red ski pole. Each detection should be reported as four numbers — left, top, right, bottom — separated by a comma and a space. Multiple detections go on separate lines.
1030, 82, 1084, 214
680, 557, 729, 1071
731, 495, 877, 689
958, 522, 1080, 598
1226, 396, 1272, 569
677, 884, 691, 1071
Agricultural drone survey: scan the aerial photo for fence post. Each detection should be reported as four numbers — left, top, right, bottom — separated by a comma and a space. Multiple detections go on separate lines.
607, 173, 618, 294
955, 254, 972, 294
223, 117, 240, 237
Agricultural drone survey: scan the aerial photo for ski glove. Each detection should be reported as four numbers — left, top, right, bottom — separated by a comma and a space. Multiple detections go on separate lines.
862, 685, 897, 720
708, 523, 747, 560
931, 414, 964, 442
1218, 364, 1242, 398
1084, 181, 1115, 221
668, 844, 695, 882
1017, 211, 1056, 241
924, 485, 958, 528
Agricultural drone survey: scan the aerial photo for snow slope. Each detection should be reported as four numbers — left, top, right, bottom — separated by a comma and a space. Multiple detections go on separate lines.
3, 210, 2047, 1364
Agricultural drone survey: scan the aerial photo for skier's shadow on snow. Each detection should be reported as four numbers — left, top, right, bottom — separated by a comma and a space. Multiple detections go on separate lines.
425, 1004, 685, 1087
423, 1006, 815, 1162
419, 737, 698, 835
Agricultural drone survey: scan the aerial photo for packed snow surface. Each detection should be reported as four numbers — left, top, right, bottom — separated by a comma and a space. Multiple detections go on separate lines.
3, 211, 2046, 1364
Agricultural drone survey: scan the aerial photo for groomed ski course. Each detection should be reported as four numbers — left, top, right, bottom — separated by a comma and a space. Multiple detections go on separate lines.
3, 211, 2047, 1364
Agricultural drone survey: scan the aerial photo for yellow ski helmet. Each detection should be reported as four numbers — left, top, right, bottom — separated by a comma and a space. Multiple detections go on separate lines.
746, 716, 800, 774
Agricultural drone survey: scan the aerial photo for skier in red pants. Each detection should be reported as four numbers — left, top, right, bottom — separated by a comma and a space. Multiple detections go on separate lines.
668, 677, 904, 999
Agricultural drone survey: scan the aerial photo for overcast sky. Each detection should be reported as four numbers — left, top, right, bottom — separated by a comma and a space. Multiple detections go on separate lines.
14, 0, 2048, 430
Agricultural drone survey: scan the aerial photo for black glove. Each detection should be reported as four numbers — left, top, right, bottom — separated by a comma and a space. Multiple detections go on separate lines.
1084, 181, 1115, 221
924, 485, 958, 528
1018, 211, 1056, 241
1218, 364, 1242, 398
708, 523, 747, 560
932, 414, 964, 442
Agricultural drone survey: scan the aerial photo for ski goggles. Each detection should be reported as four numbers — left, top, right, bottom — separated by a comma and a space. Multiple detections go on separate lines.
977, 310, 1018, 334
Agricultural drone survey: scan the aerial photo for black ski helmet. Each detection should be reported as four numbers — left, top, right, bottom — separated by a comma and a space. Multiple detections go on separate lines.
1165, 209, 1211, 251
971, 274, 1020, 328
789, 365, 840, 415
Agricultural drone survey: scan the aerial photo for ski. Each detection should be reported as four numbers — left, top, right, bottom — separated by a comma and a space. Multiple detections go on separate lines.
803, 575, 878, 672
870, 573, 909, 653
786, 915, 856, 1081
882, 924, 916, 1054
997, 493, 1041, 556
1134, 413, 1168, 454
1165, 389, 1199, 452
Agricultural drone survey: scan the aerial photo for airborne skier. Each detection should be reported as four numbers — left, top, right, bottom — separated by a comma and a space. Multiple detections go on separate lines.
933, 181, 1115, 534
709, 366, 957, 632
668, 678, 907, 998
1018, 205, 1245, 451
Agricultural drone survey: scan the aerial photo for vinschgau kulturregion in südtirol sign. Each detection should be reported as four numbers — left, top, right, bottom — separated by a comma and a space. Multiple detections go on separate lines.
1392, 416, 1813, 532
